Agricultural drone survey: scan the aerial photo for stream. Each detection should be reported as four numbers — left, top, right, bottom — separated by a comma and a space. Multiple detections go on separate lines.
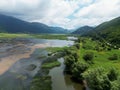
49, 58, 84, 90
0, 38, 84, 90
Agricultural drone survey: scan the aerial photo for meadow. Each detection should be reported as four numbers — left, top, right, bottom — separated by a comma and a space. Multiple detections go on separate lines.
0, 33, 68, 40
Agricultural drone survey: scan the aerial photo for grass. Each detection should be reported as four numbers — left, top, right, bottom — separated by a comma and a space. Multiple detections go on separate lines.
78, 38, 120, 73
30, 76, 52, 90
46, 47, 68, 54
0, 33, 68, 40
0, 33, 31, 38
41, 60, 61, 69
31, 34, 68, 40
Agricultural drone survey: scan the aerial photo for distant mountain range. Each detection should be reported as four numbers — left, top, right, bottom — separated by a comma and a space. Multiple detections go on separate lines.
0, 14, 68, 34
0, 14, 120, 46
72, 26, 94, 35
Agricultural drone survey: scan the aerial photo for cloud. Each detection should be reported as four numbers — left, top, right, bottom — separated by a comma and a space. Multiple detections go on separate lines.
73, 0, 120, 28
0, 0, 120, 29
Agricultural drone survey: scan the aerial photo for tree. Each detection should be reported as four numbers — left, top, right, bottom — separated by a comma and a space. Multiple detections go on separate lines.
74, 43, 80, 49
72, 62, 89, 81
107, 68, 118, 81
83, 52, 94, 61
64, 55, 76, 73
83, 67, 111, 90
111, 80, 120, 90
108, 54, 118, 60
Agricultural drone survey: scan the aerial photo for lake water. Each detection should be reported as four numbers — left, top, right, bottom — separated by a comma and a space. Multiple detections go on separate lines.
0, 38, 83, 90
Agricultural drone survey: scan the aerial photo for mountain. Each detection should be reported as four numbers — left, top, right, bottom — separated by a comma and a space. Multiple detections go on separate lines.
84, 16, 120, 47
72, 26, 94, 35
50, 27, 69, 33
0, 14, 68, 34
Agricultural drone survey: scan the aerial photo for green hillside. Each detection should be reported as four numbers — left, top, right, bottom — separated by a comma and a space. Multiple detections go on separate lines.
85, 17, 120, 47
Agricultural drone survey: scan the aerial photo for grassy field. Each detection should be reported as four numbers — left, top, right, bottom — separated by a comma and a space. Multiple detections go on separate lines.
0, 33, 68, 40
78, 38, 120, 73
0, 33, 31, 38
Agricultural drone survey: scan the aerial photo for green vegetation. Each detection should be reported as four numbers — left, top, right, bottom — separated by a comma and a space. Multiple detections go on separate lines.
30, 46, 64, 90
108, 54, 118, 60
30, 76, 52, 90
41, 61, 61, 69
83, 67, 120, 90
72, 62, 89, 81
0, 33, 31, 38
31, 34, 68, 40
63, 37, 120, 89
30, 59, 61, 90
83, 52, 94, 62
85, 17, 120, 47
46, 47, 68, 54
0, 33, 68, 40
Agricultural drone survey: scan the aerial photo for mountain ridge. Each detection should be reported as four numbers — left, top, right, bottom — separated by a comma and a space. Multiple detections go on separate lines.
72, 26, 94, 35
0, 14, 68, 34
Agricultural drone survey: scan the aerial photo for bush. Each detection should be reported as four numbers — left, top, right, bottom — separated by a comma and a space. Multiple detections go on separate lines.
83, 52, 94, 61
95, 46, 104, 52
107, 68, 118, 81
64, 55, 76, 73
83, 68, 111, 90
107, 47, 111, 51
83, 68, 120, 90
108, 54, 118, 60
111, 81, 120, 90
72, 62, 89, 81
75, 38, 81, 43
64, 49, 72, 55
74, 43, 80, 49
71, 51, 79, 61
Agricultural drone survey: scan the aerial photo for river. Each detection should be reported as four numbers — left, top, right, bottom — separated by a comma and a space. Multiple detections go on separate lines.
0, 38, 84, 90
49, 58, 84, 90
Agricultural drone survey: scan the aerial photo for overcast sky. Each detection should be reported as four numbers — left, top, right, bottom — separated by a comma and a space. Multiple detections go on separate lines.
0, 0, 120, 29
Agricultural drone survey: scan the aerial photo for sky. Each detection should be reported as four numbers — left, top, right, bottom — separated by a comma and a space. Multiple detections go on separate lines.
0, 0, 120, 29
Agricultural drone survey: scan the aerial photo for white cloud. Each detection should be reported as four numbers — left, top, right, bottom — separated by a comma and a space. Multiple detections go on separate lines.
72, 0, 120, 29
0, 0, 120, 29
75, 0, 120, 18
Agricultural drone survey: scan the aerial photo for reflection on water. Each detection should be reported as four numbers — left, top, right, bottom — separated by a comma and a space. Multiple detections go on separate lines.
49, 58, 84, 90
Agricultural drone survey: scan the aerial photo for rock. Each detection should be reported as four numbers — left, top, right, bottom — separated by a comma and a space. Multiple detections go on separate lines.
26, 64, 37, 71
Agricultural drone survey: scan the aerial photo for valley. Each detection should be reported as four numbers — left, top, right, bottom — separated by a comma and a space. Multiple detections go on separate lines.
0, 13, 120, 90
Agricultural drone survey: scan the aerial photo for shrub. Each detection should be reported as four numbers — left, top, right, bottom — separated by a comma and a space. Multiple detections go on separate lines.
107, 47, 111, 51
64, 55, 76, 73
64, 49, 72, 55
83, 52, 94, 61
75, 38, 81, 43
107, 68, 118, 81
71, 51, 79, 61
83, 67, 111, 90
111, 81, 120, 90
108, 54, 118, 60
83, 68, 120, 90
95, 46, 104, 52
72, 62, 89, 81
74, 43, 80, 49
